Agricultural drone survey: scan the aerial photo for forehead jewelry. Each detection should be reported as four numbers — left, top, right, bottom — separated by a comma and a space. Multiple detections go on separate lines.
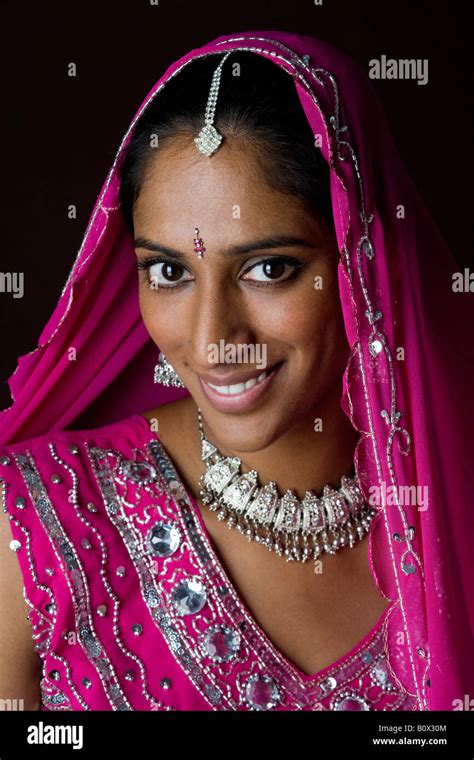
194, 51, 233, 157
193, 228, 206, 258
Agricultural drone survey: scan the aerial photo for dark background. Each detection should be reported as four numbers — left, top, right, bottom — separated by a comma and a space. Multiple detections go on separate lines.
0, 0, 472, 411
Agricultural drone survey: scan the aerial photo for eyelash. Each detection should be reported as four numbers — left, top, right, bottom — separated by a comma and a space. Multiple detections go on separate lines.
136, 255, 306, 291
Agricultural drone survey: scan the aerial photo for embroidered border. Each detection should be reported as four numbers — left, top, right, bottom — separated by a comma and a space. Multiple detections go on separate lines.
13, 450, 131, 711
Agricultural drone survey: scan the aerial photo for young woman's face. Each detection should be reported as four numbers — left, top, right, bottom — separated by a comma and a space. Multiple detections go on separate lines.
133, 136, 350, 452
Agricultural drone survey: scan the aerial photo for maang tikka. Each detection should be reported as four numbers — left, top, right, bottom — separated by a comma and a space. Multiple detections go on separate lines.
194, 51, 233, 158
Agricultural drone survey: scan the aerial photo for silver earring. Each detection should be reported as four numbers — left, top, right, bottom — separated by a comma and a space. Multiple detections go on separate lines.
154, 352, 186, 387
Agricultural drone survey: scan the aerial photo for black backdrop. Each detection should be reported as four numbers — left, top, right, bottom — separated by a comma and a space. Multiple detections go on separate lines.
0, 0, 472, 411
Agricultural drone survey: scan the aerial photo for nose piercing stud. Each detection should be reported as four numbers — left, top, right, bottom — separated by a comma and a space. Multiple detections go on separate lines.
194, 228, 206, 258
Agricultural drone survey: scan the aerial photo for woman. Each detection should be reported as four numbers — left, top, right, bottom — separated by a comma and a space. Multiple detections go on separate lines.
0, 30, 472, 712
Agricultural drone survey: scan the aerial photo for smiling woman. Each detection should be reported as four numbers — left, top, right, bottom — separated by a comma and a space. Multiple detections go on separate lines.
121, 53, 350, 447
0, 31, 472, 714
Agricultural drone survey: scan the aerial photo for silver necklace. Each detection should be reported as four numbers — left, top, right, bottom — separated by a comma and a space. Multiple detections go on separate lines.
197, 408, 376, 567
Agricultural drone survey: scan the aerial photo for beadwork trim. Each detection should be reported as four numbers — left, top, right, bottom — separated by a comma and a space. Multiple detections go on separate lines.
13, 450, 132, 711
86, 443, 228, 709
50, 441, 169, 711
1, 467, 90, 710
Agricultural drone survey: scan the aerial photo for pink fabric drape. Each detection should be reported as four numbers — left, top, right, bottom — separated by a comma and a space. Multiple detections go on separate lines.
1, 31, 472, 710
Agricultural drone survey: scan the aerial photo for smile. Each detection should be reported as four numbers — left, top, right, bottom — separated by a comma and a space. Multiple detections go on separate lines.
206, 368, 271, 395
198, 362, 283, 413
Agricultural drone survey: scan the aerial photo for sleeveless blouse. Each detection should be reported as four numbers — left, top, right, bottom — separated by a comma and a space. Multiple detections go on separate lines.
0, 414, 418, 711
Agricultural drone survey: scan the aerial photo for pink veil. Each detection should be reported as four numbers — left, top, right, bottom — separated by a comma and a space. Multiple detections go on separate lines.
1, 31, 472, 711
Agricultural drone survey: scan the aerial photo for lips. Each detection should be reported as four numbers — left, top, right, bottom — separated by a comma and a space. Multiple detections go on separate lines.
198, 361, 283, 413
206, 366, 274, 396
197, 363, 276, 387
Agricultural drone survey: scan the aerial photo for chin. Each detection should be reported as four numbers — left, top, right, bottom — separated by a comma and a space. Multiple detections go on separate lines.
202, 404, 296, 454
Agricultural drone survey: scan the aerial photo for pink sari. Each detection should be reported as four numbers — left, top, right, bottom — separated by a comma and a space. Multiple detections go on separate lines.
0, 413, 417, 710
1, 31, 472, 711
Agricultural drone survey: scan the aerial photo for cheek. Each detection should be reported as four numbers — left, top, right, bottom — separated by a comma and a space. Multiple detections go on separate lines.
138, 289, 183, 344
139, 289, 157, 335
254, 276, 344, 349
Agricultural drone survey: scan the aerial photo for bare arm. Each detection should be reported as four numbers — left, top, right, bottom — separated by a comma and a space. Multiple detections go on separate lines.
0, 495, 42, 710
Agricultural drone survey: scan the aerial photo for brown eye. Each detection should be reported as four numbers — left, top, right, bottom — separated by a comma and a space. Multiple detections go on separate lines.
241, 256, 304, 285
261, 260, 286, 279
160, 263, 183, 282
147, 261, 192, 289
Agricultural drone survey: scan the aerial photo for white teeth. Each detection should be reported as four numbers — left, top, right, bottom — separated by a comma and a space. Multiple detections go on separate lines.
207, 369, 269, 395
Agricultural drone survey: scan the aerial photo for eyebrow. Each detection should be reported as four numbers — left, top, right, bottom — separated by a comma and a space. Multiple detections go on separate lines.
134, 235, 316, 261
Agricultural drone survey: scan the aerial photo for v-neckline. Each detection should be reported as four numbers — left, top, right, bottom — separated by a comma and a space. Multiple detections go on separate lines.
133, 412, 392, 685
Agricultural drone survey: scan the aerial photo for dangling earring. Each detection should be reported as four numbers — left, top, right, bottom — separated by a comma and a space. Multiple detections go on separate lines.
154, 351, 186, 387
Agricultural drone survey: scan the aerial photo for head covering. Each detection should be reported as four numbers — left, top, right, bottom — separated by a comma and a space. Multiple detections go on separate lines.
1, 31, 472, 710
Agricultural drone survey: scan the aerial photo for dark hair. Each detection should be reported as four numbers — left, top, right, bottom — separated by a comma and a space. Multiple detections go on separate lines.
118, 52, 334, 233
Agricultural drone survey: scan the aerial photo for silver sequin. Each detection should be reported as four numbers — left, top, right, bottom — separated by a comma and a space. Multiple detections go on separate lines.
370, 659, 394, 691
320, 675, 338, 693
369, 338, 383, 356
118, 460, 157, 484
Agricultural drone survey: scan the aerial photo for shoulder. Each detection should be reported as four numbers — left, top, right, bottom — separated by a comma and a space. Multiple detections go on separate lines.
0, 412, 152, 622
0, 403, 195, 511
0, 414, 159, 485
0, 413, 159, 532
0, 413, 146, 461
0, 412, 176, 709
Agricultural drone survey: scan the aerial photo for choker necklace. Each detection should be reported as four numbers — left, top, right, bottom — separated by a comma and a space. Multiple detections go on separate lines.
197, 408, 377, 567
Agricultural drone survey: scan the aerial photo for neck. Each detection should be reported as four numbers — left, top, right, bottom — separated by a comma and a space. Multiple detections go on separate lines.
198, 382, 360, 499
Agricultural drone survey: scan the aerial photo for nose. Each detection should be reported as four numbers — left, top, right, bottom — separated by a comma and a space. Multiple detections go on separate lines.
188, 285, 253, 368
